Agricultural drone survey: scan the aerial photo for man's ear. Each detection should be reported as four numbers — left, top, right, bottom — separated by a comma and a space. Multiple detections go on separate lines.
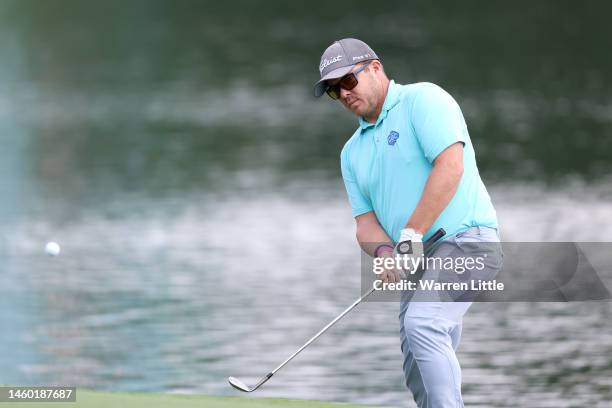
369, 60, 384, 75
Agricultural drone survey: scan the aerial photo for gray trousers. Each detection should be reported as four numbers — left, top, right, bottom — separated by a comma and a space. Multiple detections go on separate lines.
399, 226, 503, 407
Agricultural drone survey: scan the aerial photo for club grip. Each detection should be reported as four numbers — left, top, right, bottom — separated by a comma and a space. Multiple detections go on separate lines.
425, 228, 446, 245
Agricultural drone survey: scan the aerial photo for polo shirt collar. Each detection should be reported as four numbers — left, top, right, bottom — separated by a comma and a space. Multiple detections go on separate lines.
358, 79, 400, 130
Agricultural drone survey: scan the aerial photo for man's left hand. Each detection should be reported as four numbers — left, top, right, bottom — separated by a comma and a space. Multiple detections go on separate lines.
393, 228, 424, 276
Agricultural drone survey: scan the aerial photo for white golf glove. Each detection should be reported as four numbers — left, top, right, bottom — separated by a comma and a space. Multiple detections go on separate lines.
393, 228, 424, 276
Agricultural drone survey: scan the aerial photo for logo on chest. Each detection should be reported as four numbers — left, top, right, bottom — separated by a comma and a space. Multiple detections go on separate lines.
387, 131, 400, 146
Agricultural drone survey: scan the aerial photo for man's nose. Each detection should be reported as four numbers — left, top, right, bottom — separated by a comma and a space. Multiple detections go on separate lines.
340, 87, 351, 100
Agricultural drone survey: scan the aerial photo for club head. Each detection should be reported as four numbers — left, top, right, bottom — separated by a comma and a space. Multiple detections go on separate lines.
228, 376, 253, 392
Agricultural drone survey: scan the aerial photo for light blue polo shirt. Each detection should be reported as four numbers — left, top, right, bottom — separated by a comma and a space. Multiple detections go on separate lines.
340, 81, 498, 242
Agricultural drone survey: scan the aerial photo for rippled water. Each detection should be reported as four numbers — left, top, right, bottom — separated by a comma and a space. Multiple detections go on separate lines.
2, 184, 612, 407
2, 1, 612, 407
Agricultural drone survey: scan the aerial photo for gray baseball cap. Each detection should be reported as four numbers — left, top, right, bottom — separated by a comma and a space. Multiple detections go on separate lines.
314, 38, 379, 97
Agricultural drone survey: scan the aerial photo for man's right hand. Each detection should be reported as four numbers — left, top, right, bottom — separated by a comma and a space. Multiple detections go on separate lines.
377, 251, 403, 284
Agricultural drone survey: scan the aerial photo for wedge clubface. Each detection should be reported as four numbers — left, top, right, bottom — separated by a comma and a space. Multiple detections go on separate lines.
228, 228, 446, 392
228, 373, 272, 393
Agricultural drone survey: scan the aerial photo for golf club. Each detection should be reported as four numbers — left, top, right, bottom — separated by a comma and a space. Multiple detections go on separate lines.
228, 228, 446, 393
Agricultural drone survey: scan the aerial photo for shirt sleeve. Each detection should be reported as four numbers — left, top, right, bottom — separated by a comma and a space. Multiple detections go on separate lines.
410, 83, 467, 163
340, 147, 373, 217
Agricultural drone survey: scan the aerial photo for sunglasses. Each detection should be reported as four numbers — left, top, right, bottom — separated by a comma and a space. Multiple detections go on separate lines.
325, 61, 372, 100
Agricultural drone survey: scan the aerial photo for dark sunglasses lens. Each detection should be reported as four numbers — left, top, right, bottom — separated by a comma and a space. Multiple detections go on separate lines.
326, 85, 340, 100
340, 74, 358, 91
326, 71, 360, 100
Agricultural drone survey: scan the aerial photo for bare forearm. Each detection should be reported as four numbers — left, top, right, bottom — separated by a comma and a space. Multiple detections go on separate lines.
406, 144, 464, 234
355, 212, 393, 257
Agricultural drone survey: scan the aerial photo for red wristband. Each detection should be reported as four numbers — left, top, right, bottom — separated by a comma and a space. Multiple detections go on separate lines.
374, 244, 394, 257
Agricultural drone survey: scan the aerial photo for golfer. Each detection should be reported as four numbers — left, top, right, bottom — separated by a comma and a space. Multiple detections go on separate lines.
314, 38, 503, 407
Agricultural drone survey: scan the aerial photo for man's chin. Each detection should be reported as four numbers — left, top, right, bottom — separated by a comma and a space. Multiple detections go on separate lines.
347, 104, 365, 116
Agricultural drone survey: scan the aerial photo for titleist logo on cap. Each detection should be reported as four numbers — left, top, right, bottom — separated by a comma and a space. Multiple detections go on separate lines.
319, 54, 343, 74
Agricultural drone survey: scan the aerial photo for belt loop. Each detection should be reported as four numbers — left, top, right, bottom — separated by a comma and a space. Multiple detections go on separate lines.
476, 225, 482, 235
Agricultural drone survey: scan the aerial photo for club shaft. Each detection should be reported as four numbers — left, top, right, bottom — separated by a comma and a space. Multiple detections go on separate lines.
271, 228, 446, 375
271, 287, 375, 375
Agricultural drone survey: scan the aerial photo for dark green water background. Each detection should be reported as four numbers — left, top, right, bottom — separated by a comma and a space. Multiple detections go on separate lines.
2, 1, 611, 202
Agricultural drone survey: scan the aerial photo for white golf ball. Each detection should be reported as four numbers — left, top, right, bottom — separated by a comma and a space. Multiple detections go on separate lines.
45, 241, 61, 256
